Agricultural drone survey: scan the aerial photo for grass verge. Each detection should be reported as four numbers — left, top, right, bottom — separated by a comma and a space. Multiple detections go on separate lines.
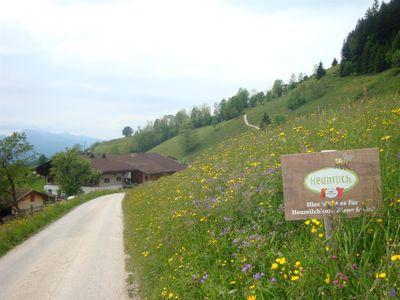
0, 189, 120, 257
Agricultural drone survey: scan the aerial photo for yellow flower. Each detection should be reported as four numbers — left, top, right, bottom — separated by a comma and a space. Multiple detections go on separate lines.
375, 272, 386, 279
304, 220, 311, 225
291, 275, 300, 281
271, 263, 279, 270
391, 254, 400, 262
229, 280, 236, 285
381, 135, 391, 141
295, 261, 301, 268
247, 295, 256, 300
325, 274, 330, 284
275, 257, 286, 265
142, 251, 150, 257
311, 219, 320, 226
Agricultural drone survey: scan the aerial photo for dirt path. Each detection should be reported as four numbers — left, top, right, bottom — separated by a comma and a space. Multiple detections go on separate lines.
244, 114, 260, 130
0, 193, 129, 300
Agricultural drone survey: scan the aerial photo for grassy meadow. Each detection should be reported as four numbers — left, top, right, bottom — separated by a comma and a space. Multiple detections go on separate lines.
18, 175, 45, 192
152, 67, 400, 162
123, 93, 400, 299
0, 189, 119, 257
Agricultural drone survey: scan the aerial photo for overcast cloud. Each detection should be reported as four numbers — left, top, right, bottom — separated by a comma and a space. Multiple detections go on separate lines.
0, 0, 374, 139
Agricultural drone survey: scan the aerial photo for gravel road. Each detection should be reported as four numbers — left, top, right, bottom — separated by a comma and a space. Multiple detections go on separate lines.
0, 193, 129, 300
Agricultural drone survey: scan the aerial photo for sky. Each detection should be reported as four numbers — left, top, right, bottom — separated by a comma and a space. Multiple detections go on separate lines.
0, 0, 375, 140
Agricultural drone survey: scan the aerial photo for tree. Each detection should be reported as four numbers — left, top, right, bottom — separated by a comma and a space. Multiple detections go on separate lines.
288, 73, 297, 90
122, 126, 133, 137
0, 132, 36, 213
51, 148, 101, 196
392, 49, 400, 67
331, 58, 338, 67
174, 109, 189, 132
298, 73, 306, 83
37, 154, 48, 166
179, 122, 198, 152
315, 61, 326, 79
259, 112, 271, 130
271, 79, 283, 98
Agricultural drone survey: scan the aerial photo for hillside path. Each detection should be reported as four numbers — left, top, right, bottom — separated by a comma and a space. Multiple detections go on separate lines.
244, 114, 260, 130
0, 193, 129, 300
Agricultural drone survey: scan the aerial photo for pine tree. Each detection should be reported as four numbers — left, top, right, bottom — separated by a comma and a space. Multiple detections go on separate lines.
331, 58, 338, 67
259, 112, 271, 130
315, 62, 326, 79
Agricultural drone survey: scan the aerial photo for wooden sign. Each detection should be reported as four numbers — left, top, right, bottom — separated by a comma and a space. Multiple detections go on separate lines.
281, 148, 382, 220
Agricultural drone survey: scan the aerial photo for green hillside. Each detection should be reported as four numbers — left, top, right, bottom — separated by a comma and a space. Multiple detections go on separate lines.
93, 67, 400, 163
93, 136, 137, 154
123, 88, 400, 299
151, 67, 400, 162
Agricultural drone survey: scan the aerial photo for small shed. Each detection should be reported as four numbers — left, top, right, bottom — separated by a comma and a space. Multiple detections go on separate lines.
12, 189, 47, 215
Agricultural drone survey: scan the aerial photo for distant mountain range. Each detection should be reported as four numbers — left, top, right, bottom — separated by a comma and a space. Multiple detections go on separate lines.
0, 130, 100, 157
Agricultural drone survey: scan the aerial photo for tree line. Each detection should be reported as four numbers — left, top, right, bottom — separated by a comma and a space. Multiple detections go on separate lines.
119, 69, 317, 153
340, 0, 400, 76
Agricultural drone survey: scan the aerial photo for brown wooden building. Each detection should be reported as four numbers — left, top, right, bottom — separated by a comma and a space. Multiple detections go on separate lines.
13, 189, 47, 215
36, 152, 186, 195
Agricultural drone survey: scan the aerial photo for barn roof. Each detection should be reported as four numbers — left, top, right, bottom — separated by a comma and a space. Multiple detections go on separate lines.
15, 189, 47, 201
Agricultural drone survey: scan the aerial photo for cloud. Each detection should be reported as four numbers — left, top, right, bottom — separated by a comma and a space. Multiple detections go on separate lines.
0, 0, 373, 138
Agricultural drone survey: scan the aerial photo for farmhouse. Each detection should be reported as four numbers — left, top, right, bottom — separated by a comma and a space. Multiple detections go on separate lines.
36, 152, 186, 196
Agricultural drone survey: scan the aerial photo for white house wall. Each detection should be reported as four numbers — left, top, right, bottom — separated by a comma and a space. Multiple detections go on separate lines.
99, 172, 125, 187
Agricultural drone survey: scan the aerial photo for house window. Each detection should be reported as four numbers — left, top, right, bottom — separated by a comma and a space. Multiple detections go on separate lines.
116, 176, 122, 182
145, 175, 149, 181
104, 178, 110, 183
47, 176, 55, 184
30, 194, 35, 202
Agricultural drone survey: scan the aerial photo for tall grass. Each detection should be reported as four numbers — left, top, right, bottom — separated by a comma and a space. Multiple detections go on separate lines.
0, 189, 120, 257
123, 94, 400, 299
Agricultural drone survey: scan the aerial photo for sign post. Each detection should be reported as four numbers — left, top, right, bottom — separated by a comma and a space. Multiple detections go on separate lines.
281, 148, 382, 241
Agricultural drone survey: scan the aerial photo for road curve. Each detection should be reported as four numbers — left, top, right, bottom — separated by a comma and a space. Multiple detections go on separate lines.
0, 193, 128, 300
244, 114, 260, 130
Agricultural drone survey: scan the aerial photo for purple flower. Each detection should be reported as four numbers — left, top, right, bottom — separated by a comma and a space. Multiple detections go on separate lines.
220, 228, 229, 236
253, 272, 265, 280
201, 273, 208, 284
389, 289, 397, 297
270, 277, 277, 283
265, 168, 276, 174
242, 263, 252, 273
330, 255, 338, 260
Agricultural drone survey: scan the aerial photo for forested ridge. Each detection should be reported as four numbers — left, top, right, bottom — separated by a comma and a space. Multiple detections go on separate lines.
340, 0, 400, 75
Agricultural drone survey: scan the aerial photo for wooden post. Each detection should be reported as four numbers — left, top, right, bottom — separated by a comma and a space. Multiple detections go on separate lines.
321, 150, 336, 245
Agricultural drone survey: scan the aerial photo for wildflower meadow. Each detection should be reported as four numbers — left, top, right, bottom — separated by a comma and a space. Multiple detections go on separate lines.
123, 94, 400, 299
